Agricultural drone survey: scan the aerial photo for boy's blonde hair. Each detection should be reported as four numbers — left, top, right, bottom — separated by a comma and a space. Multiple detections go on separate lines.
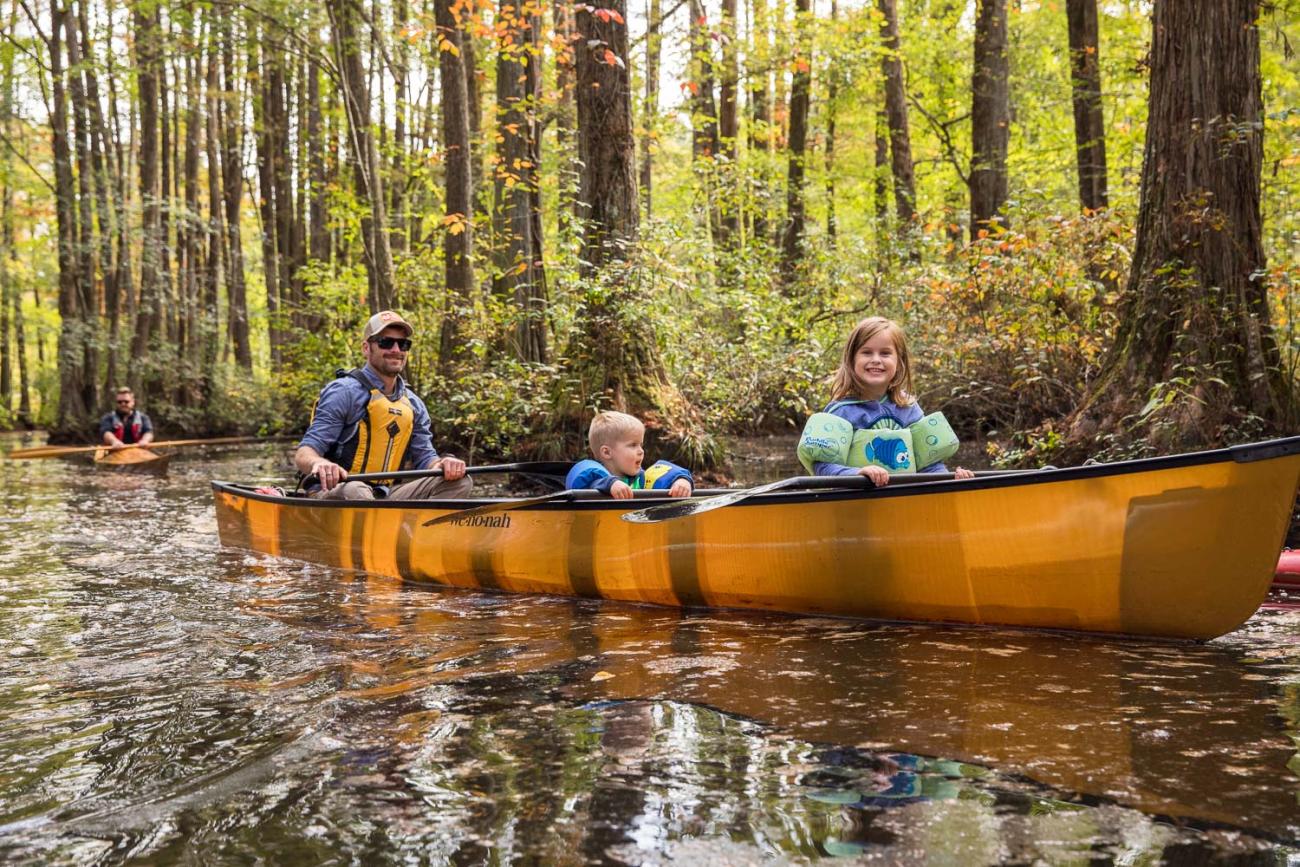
829, 316, 915, 405
588, 411, 645, 454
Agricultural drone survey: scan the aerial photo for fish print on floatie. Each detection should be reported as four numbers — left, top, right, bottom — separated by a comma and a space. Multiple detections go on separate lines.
864, 436, 911, 470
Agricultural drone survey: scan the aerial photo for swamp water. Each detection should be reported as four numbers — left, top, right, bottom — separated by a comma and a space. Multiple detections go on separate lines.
1, 437, 1299, 865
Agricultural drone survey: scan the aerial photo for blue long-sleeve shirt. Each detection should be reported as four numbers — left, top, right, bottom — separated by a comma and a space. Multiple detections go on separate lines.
813, 398, 950, 476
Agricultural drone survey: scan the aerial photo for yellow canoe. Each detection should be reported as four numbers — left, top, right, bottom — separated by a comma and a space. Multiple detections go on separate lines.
94, 446, 171, 474
212, 436, 1300, 640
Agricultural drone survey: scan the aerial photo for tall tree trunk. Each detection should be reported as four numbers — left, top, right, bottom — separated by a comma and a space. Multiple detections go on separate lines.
0, 2, 12, 412
748, 0, 771, 243
688, 0, 720, 242
307, 57, 330, 263
251, 35, 281, 361
220, 16, 251, 369
463, 7, 486, 221
78, 0, 119, 394
52, 1, 90, 432
970, 0, 1009, 237
390, 0, 409, 258
823, 0, 836, 243
1070, 0, 1289, 451
717, 0, 738, 245
638, 0, 660, 217
203, 11, 223, 384
553, 0, 578, 219
64, 4, 99, 415
778, 0, 811, 283
874, 105, 889, 268
568, 0, 704, 462
180, 12, 202, 405
436, 0, 475, 373
329, 2, 397, 310
1067, 0, 1107, 212
878, 0, 915, 225
492, 0, 547, 363
132, 2, 163, 367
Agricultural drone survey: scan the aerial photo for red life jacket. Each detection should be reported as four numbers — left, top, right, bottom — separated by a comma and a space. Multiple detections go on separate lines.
113, 411, 145, 444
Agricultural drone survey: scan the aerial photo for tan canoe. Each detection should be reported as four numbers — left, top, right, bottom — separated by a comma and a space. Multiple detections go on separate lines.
211, 436, 1300, 640
94, 446, 171, 475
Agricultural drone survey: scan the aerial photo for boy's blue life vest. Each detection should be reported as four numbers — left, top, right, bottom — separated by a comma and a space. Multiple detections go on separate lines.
312, 369, 415, 478
566, 459, 693, 493
796, 410, 959, 475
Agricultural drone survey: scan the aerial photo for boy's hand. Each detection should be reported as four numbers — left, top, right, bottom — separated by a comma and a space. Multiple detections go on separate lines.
953, 466, 975, 480
609, 480, 634, 499
668, 478, 693, 498
857, 465, 890, 487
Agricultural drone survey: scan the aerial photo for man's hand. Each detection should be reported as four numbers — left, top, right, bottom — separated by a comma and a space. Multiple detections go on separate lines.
311, 458, 348, 492
668, 478, 693, 498
857, 465, 890, 487
609, 480, 634, 500
436, 456, 467, 481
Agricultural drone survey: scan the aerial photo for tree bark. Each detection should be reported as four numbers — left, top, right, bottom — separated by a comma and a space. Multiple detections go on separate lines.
638, 0, 661, 217
970, 0, 1009, 237
1070, 0, 1290, 451
436, 0, 475, 373
220, 16, 251, 368
778, 0, 811, 283
492, 0, 547, 363
570, 0, 683, 425
329, 1, 397, 310
877, 0, 915, 225
251, 34, 281, 361
64, 4, 99, 415
747, 0, 770, 242
52, 0, 90, 432
1066, 0, 1107, 211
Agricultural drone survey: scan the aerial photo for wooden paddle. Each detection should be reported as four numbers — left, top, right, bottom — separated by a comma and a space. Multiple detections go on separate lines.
620, 469, 1019, 525
9, 435, 275, 460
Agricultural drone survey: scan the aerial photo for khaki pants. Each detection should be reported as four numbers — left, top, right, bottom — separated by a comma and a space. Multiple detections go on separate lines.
311, 474, 474, 501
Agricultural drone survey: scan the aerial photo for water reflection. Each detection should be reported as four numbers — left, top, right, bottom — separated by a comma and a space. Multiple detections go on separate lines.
0, 441, 1298, 864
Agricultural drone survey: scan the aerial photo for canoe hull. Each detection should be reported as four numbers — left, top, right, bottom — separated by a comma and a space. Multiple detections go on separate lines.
94, 447, 171, 475
213, 439, 1300, 640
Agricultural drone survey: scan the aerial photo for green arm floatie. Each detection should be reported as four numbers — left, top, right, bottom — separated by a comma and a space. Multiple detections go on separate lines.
908, 412, 960, 469
796, 412, 855, 475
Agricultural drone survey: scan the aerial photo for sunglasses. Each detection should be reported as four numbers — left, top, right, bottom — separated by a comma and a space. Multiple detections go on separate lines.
115, 399, 132, 404
370, 336, 413, 351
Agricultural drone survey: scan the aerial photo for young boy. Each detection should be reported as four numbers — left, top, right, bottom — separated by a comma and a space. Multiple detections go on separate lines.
565, 411, 694, 499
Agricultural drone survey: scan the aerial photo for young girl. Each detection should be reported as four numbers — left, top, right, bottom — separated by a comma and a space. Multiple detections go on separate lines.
814, 316, 974, 486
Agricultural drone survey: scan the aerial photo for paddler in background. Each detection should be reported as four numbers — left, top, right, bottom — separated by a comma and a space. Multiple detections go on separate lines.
98, 387, 155, 448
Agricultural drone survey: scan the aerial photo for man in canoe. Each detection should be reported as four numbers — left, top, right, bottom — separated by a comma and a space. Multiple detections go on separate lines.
293, 310, 472, 500
98, 387, 155, 447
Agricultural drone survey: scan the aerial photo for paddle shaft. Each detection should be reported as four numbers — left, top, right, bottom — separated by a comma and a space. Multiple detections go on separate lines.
620, 469, 1019, 524
9, 435, 277, 460
321, 460, 574, 485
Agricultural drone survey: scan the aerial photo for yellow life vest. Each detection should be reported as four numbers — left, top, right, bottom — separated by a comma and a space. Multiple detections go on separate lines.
314, 369, 415, 478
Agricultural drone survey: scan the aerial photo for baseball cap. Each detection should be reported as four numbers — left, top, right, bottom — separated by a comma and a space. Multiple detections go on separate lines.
361, 310, 414, 341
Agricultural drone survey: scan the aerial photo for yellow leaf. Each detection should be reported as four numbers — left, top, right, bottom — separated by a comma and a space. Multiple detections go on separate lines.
591, 670, 614, 681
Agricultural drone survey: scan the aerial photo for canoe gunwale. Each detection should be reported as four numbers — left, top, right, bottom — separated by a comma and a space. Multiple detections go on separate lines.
211, 434, 1300, 512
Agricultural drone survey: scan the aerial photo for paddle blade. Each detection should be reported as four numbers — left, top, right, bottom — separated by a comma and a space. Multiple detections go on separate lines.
620, 478, 793, 524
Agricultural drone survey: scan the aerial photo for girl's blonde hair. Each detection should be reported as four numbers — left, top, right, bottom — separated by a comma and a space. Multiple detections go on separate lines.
829, 316, 915, 405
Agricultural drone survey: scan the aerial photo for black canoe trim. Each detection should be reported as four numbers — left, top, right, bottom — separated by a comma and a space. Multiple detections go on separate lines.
211, 435, 1300, 513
